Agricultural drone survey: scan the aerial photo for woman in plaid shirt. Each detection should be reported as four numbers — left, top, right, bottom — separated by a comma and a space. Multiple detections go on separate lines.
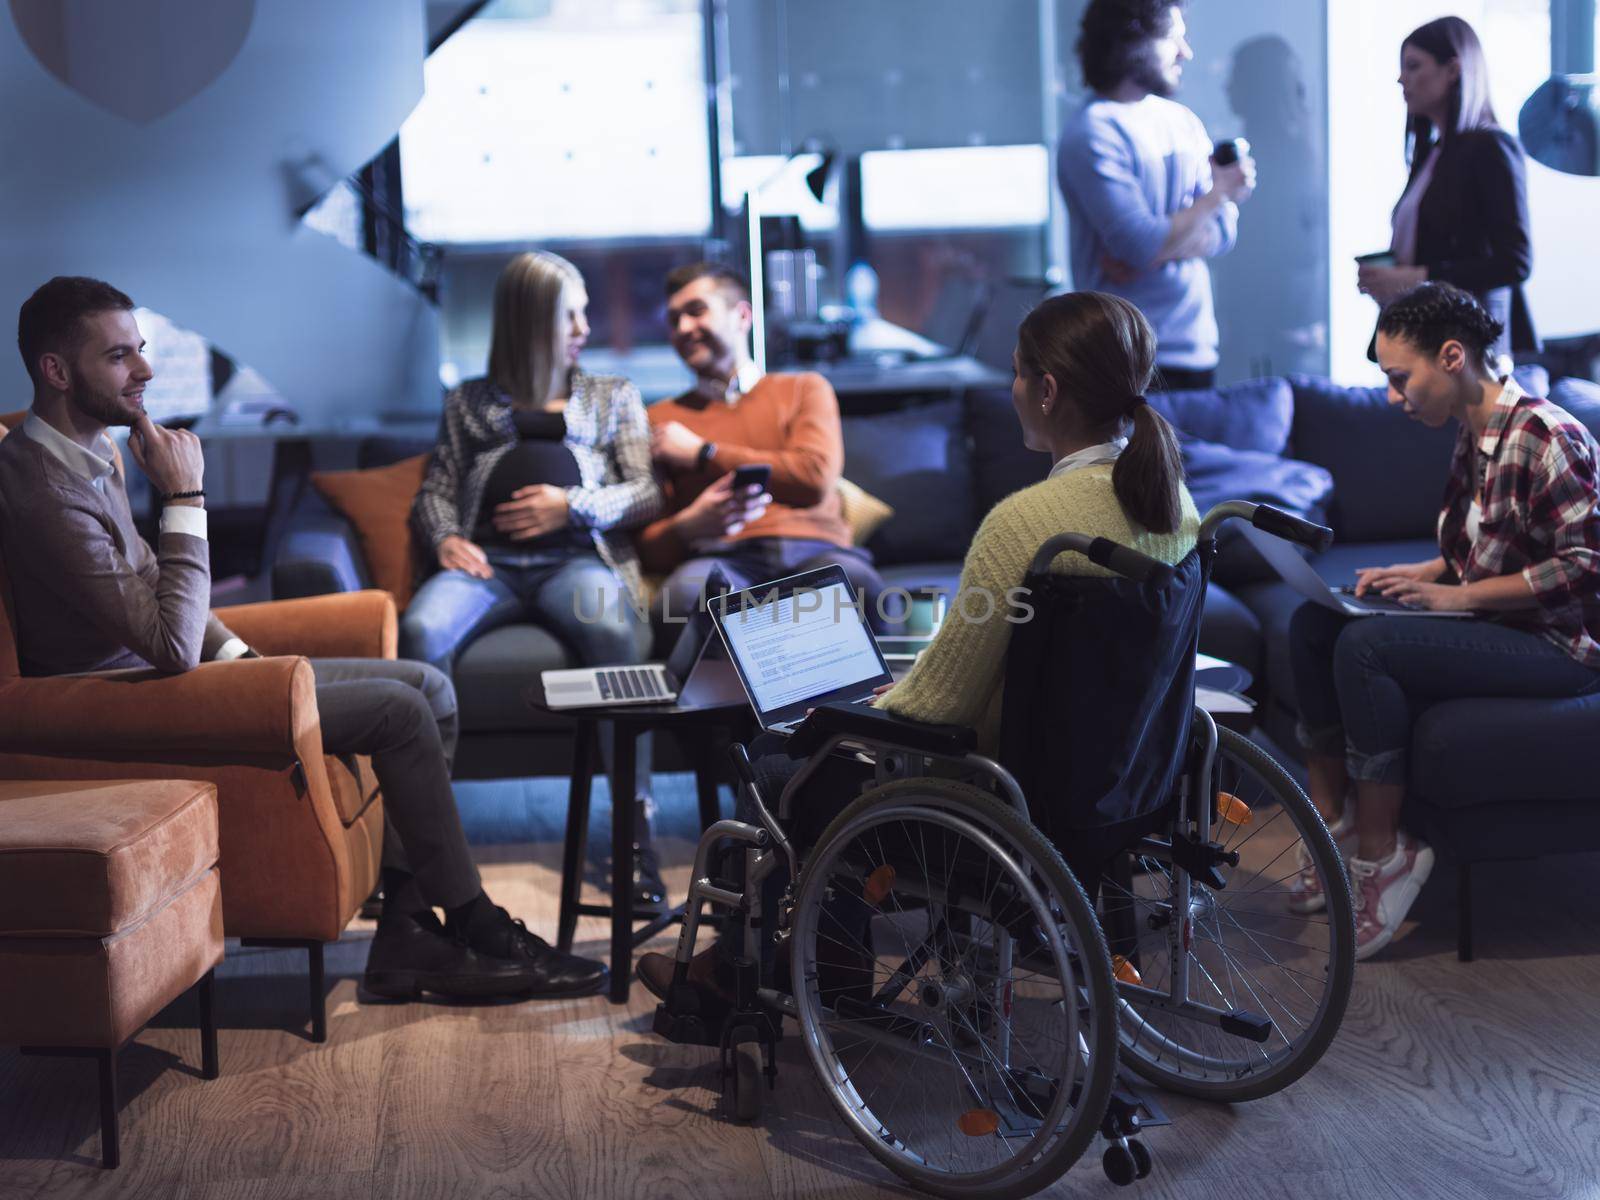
404, 252, 669, 904
1288, 283, 1600, 960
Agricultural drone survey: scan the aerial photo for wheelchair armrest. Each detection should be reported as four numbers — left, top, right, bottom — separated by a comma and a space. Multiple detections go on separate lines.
785, 700, 976, 759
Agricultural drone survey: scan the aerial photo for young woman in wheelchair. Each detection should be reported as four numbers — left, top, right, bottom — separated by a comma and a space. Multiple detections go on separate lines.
1289, 282, 1600, 960
637, 290, 1200, 1015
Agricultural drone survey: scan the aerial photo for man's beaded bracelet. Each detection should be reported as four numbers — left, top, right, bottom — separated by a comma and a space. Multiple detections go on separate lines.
160, 489, 206, 502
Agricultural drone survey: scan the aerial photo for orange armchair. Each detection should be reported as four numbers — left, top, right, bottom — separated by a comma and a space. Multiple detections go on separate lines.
0, 573, 397, 1042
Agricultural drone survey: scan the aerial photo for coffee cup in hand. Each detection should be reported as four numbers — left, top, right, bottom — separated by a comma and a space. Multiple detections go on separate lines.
1212, 137, 1250, 166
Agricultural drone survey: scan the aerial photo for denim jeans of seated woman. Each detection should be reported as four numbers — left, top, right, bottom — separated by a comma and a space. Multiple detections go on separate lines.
400, 550, 653, 795
1288, 603, 1600, 787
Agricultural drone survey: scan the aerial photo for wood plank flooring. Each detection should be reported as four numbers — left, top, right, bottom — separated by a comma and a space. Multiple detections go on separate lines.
5, 832, 1600, 1200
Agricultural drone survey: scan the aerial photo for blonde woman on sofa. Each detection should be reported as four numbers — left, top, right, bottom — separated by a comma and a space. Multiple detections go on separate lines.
405, 251, 669, 904
636, 290, 1200, 1013
1288, 283, 1600, 961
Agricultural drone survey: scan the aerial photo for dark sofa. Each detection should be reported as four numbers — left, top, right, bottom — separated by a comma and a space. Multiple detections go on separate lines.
273, 370, 1600, 948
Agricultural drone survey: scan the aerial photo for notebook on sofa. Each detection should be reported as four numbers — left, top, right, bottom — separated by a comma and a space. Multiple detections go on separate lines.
1240, 526, 1473, 619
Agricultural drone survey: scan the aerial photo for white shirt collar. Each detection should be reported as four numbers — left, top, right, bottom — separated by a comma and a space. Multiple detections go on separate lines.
696, 360, 764, 405
23, 411, 117, 486
1047, 436, 1127, 480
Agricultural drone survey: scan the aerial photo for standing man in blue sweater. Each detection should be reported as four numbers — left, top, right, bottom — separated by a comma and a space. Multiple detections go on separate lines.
1058, 0, 1256, 390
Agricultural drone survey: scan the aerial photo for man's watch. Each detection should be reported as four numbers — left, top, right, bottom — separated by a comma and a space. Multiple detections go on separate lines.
696, 441, 718, 469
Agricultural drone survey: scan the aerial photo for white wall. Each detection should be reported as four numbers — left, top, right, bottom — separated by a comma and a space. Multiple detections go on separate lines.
0, 1, 441, 423
1327, 0, 1595, 383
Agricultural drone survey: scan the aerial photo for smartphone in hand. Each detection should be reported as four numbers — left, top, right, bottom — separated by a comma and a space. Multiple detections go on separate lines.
731, 463, 771, 493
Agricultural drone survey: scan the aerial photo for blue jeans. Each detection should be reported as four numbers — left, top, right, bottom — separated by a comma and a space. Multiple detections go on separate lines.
1288, 603, 1600, 785
401, 552, 653, 800
401, 552, 643, 675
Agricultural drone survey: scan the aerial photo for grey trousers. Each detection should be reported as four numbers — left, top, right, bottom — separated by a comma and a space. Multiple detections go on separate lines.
310, 658, 481, 910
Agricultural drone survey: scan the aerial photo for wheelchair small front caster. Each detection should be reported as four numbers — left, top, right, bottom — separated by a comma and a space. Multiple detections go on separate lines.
731, 1042, 763, 1123
1103, 1135, 1150, 1186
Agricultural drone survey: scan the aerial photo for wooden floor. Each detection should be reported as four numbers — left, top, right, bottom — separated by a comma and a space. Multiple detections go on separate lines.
5, 831, 1600, 1200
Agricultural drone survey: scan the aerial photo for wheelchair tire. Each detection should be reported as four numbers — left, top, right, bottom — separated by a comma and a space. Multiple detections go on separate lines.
790, 778, 1119, 1200
1105, 726, 1354, 1102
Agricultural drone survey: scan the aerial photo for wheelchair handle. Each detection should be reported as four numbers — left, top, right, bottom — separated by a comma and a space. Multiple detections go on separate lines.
1030, 533, 1175, 587
1198, 500, 1334, 552
1251, 504, 1334, 552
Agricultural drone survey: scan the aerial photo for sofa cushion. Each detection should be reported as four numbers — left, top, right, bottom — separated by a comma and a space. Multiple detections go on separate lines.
1286, 365, 1554, 545
1411, 694, 1600, 806
1550, 377, 1600, 437
966, 388, 1051, 515
0, 778, 218, 937
1149, 377, 1294, 455
837, 477, 895, 545
843, 399, 974, 564
1286, 375, 1453, 544
310, 455, 428, 610
453, 619, 652, 733
1179, 436, 1335, 586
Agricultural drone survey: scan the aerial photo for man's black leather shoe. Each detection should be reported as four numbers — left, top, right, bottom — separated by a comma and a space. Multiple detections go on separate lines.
462, 903, 609, 997
363, 910, 606, 1000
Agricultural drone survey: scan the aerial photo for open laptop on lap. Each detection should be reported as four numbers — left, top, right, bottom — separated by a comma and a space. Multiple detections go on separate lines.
709, 565, 894, 735
541, 567, 745, 708
1239, 525, 1474, 619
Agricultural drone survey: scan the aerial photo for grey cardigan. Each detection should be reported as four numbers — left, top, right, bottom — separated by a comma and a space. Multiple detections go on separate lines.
411, 370, 662, 608
0, 424, 232, 676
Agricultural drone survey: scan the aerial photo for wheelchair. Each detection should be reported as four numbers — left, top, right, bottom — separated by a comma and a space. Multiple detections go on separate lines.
649, 502, 1355, 1199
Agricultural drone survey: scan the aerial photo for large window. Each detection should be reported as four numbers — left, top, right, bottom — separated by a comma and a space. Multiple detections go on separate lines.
400, 0, 711, 244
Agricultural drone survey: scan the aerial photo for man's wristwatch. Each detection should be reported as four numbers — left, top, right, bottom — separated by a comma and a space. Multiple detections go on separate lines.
696, 441, 718, 469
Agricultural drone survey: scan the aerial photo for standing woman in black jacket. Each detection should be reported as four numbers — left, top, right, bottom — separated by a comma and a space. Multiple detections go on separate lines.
1357, 16, 1536, 364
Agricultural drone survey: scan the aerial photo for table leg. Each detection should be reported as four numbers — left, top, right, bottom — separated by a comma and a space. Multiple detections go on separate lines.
610, 722, 637, 1004
691, 729, 723, 834
557, 718, 595, 953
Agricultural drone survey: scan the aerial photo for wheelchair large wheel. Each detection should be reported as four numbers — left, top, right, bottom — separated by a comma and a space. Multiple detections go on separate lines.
1102, 726, 1354, 1102
790, 778, 1119, 1200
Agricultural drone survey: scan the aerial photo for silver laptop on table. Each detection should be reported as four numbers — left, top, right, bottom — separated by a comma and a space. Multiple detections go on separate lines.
541, 568, 745, 708
1239, 525, 1474, 619
709, 564, 894, 735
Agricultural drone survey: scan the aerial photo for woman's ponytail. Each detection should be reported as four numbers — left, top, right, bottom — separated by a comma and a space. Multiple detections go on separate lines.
1112, 398, 1183, 534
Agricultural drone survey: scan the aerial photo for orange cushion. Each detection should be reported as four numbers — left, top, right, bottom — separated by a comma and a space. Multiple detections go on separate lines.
311, 455, 428, 610
0, 779, 219, 937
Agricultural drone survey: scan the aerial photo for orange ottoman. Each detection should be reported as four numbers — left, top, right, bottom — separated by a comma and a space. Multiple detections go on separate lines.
0, 779, 225, 1168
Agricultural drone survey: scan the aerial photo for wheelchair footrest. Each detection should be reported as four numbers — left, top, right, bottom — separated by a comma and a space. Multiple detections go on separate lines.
1219, 1008, 1274, 1044
652, 1001, 725, 1048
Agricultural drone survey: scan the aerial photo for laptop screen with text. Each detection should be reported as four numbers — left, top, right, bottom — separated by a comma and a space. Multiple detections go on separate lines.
715, 571, 891, 725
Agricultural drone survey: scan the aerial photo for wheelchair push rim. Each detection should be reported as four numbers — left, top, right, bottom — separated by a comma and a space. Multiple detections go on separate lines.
790, 782, 1119, 1200
1103, 726, 1355, 1102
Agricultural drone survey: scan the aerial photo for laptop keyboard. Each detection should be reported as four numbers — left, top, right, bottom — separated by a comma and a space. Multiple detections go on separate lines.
597, 667, 668, 702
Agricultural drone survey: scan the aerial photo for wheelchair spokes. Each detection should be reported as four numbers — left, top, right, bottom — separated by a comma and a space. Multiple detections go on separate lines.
1103, 727, 1355, 1102
791, 784, 1119, 1197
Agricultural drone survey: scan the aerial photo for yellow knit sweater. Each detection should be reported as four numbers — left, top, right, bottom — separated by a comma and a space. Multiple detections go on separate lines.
877, 464, 1199, 753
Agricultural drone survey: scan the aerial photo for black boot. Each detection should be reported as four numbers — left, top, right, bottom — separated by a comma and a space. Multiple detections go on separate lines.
632, 795, 668, 909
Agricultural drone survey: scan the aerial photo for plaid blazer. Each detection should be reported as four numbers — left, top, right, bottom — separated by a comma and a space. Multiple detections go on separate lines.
411, 370, 662, 608
1439, 377, 1600, 667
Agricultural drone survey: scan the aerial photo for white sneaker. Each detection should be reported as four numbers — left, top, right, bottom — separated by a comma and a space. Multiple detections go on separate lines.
1349, 833, 1435, 961
1288, 806, 1355, 915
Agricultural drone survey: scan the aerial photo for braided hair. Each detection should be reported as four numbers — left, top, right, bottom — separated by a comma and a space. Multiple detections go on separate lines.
1376, 282, 1504, 372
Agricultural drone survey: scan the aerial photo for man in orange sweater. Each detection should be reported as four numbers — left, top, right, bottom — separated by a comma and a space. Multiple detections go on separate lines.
640, 262, 884, 627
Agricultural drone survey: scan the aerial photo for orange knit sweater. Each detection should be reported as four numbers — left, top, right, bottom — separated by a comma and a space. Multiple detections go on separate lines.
637, 372, 850, 572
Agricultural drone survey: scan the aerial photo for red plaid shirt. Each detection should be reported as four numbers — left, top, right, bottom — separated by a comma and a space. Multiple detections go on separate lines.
1439, 378, 1600, 667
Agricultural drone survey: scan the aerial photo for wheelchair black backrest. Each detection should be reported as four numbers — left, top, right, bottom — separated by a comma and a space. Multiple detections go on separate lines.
999, 546, 1209, 885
